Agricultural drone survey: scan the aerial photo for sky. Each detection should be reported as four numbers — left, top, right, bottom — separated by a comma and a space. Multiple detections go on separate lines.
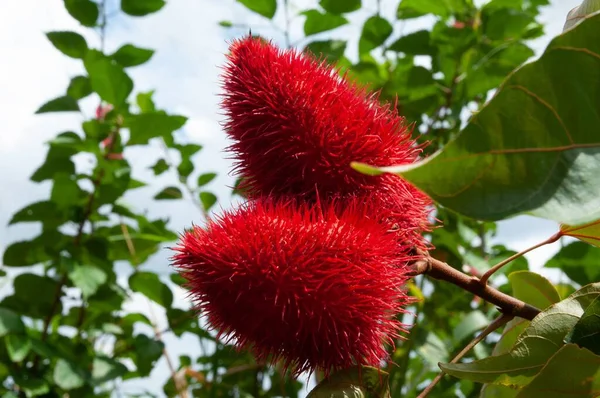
0, 0, 583, 396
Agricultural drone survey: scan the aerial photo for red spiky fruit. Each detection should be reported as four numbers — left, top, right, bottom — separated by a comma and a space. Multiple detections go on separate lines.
171, 198, 414, 376
221, 36, 432, 247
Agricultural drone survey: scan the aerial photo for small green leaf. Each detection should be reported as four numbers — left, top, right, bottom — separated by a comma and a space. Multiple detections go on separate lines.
169, 273, 187, 287
305, 40, 347, 62
67, 75, 92, 99
200, 191, 217, 211
515, 344, 600, 397
111, 44, 155, 67
565, 296, 600, 354
92, 356, 128, 384
236, 0, 277, 19
319, 0, 361, 14
136, 90, 156, 112
64, 0, 99, 27
197, 172, 217, 187
121, 0, 166, 16
177, 158, 193, 178
545, 241, 600, 286
84, 50, 133, 106
359, 16, 393, 54
54, 359, 85, 390
388, 30, 435, 55
126, 112, 187, 145
154, 186, 183, 200
51, 173, 83, 208
9, 201, 63, 227
151, 159, 169, 175
5, 334, 31, 362
454, 311, 490, 342
46, 31, 88, 59
561, 220, 600, 247
397, 0, 461, 19
35, 96, 79, 113
307, 366, 390, 397
302, 10, 347, 36
129, 272, 173, 308
68, 264, 107, 298
13, 376, 49, 396
219, 20, 233, 27
0, 308, 25, 337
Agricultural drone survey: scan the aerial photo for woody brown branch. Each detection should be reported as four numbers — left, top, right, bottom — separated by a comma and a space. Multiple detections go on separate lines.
409, 256, 541, 321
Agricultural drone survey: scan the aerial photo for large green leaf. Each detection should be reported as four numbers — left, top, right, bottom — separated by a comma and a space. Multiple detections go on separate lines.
121, 0, 165, 16
53, 359, 86, 390
561, 220, 600, 247
353, 13, 600, 225
236, 0, 277, 18
441, 283, 600, 387
515, 344, 600, 397
84, 50, 133, 106
307, 366, 390, 397
64, 0, 99, 27
46, 31, 88, 59
129, 272, 173, 308
565, 296, 600, 355
388, 30, 435, 55
302, 10, 347, 36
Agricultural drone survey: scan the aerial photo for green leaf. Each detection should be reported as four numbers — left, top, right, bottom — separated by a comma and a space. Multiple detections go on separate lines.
54, 359, 85, 390
84, 50, 133, 106
354, 14, 600, 225
2, 232, 66, 267
154, 186, 183, 200
68, 264, 107, 298
92, 356, 128, 384
121, 0, 165, 16
177, 158, 193, 178
236, 0, 277, 18
136, 90, 156, 113
132, 334, 164, 376
441, 283, 600, 387
454, 311, 490, 342
9, 201, 64, 227
565, 296, 600, 355
126, 112, 187, 145
388, 30, 435, 55
492, 271, 560, 356
51, 173, 83, 209
302, 10, 347, 36
12, 376, 49, 396
358, 16, 393, 54
64, 0, 99, 27
129, 272, 173, 308
197, 172, 217, 187
307, 366, 389, 397
111, 44, 155, 67
169, 273, 187, 287
483, 8, 535, 41
305, 40, 347, 62
561, 220, 600, 247
35, 96, 79, 113
67, 75, 93, 99
545, 241, 600, 286
219, 20, 233, 27
515, 344, 600, 397
4, 274, 63, 319
200, 191, 217, 211
5, 334, 31, 362
0, 308, 25, 337
151, 159, 169, 175
397, 0, 464, 19
319, 0, 361, 14
46, 31, 88, 59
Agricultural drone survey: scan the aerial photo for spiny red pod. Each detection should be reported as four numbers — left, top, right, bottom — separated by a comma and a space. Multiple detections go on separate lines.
171, 199, 414, 376
221, 36, 432, 246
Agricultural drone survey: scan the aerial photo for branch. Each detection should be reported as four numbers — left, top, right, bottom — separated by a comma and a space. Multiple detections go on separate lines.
417, 313, 514, 397
410, 256, 540, 321
479, 231, 562, 285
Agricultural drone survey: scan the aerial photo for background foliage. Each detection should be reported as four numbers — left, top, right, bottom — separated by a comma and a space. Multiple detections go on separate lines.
1, 0, 599, 397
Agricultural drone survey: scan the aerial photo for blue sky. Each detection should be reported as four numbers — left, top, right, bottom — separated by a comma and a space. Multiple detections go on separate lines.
0, 0, 582, 395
